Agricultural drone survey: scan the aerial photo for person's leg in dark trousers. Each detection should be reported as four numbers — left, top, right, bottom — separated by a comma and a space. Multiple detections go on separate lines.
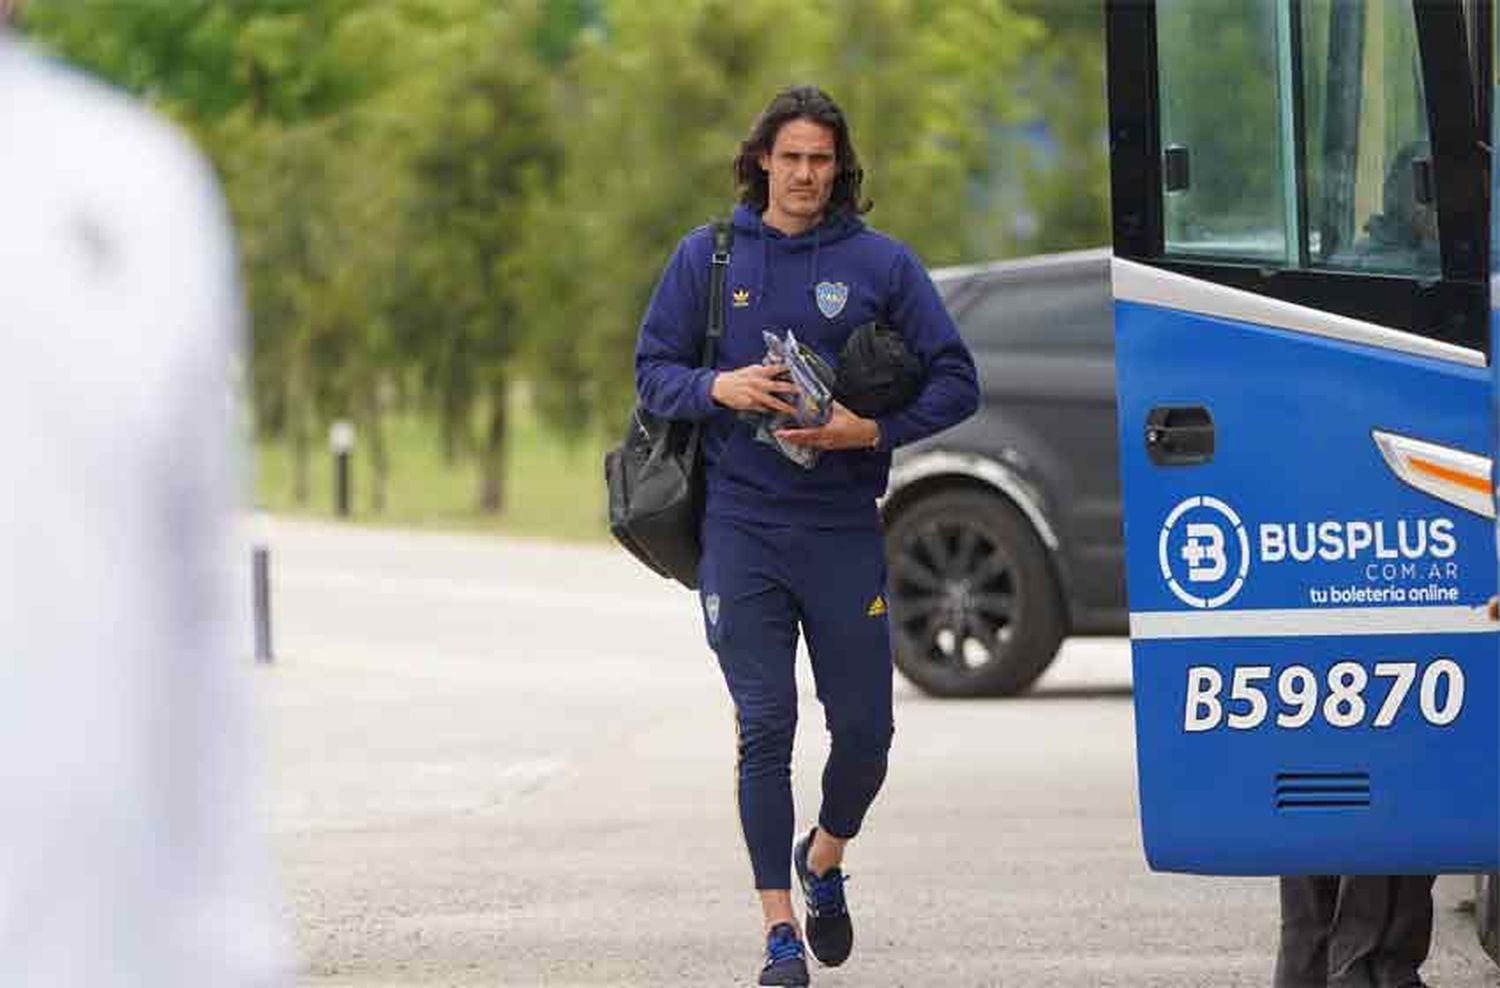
1278, 875, 1341, 988
793, 525, 895, 846
1276, 875, 1436, 988
781, 523, 891, 968
1324, 875, 1394, 987
699, 517, 801, 895
1344, 875, 1434, 988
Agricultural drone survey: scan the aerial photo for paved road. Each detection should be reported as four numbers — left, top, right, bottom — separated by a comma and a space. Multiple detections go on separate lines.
252, 518, 1496, 987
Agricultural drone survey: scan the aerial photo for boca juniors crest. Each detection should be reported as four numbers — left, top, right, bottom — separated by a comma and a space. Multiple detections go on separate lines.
815, 281, 849, 319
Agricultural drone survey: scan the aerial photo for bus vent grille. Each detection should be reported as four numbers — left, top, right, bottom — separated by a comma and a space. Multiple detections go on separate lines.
1275, 772, 1371, 811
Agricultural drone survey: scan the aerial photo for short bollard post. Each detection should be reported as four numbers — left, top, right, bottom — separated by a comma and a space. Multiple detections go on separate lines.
329, 419, 356, 518
252, 513, 274, 664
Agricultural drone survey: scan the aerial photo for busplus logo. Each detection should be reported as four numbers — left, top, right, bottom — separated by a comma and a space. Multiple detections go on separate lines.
1159, 496, 1250, 609
1159, 496, 1459, 609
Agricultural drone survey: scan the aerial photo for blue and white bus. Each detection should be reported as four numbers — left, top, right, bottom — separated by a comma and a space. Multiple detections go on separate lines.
1106, 0, 1498, 877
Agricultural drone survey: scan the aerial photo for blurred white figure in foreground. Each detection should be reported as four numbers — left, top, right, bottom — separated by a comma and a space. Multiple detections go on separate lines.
0, 28, 289, 987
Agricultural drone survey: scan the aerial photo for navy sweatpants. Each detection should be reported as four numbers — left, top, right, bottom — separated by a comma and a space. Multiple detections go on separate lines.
698, 514, 895, 891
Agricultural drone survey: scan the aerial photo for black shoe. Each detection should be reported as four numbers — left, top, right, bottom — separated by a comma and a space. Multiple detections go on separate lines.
793, 828, 853, 967
759, 922, 809, 987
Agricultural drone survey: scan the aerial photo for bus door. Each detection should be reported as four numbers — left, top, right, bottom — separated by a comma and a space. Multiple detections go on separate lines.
1106, 0, 1497, 874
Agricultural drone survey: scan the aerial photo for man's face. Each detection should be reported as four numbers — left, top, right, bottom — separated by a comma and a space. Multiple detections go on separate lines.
759, 117, 837, 231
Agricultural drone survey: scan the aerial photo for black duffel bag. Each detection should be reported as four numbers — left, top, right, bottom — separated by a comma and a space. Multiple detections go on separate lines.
604, 220, 731, 590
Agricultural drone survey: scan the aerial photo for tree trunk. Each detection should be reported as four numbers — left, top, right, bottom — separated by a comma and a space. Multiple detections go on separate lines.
291, 412, 311, 507
366, 388, 388, 514
286, 365, 314, 507
478, 382, 507, 515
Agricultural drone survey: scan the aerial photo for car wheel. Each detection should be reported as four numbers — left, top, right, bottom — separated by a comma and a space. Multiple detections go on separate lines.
885, 487, 1063, 697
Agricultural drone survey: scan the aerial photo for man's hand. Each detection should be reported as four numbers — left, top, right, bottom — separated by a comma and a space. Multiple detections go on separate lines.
775, 402, 879, 451
711, 363, 800, 415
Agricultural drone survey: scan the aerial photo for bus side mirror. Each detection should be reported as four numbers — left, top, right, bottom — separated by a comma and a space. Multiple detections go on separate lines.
1163, 144, 1191, 192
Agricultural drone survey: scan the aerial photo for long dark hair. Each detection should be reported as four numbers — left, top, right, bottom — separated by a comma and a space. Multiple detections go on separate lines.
733, 85, 871, 217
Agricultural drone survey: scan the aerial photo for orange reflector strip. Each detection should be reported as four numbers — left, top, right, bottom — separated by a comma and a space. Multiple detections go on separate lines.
1408, 455, 1491, 495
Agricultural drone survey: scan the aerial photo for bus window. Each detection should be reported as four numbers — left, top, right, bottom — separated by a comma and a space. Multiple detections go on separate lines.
1111, 0, 1487, 349
1157, 0, 1291, 263
1302, 1, 1438, 278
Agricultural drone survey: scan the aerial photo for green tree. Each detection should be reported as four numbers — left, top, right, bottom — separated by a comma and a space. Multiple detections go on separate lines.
25, 0, 500, 512
19, 0, 391, 125
1005, 0, 1110, 254
396, 3, 561, 513
225, 113, 411, 509
815, 0, 1043, 264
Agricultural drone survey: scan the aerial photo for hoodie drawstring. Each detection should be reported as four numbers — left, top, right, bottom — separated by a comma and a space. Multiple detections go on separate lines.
809, 225, 822, 300
758, 213, 769, 305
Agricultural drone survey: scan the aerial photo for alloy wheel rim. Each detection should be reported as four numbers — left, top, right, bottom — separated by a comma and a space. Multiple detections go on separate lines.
889, 517, 1020, 675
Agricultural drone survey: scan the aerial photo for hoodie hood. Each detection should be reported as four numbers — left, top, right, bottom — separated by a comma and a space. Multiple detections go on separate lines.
729, 201, 865, 245
731, 202, 865, 303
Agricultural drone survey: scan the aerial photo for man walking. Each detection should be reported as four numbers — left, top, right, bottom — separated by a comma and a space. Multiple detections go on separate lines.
634, 84, 978, 986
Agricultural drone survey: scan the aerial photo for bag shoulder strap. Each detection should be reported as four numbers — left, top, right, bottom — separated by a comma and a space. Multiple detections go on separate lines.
701, 219, 732, 367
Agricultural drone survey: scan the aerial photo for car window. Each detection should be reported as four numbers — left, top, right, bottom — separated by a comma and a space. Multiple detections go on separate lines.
959, 271, 1113, 351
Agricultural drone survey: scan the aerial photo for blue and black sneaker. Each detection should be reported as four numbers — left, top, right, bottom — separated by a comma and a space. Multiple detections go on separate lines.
759, 922, 809, 987
793, 828, 853, 967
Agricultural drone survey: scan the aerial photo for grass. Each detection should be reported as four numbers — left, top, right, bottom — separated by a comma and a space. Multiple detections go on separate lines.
252, 397, 613, 543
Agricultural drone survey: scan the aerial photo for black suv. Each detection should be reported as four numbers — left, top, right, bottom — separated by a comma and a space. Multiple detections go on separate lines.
880, 248, 1126, 697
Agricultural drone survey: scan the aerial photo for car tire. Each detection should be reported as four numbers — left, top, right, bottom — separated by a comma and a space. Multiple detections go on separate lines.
885, 487, 1064, 697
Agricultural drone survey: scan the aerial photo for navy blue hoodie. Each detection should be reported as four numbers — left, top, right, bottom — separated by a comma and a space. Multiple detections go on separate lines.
635, 203, 979, 529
